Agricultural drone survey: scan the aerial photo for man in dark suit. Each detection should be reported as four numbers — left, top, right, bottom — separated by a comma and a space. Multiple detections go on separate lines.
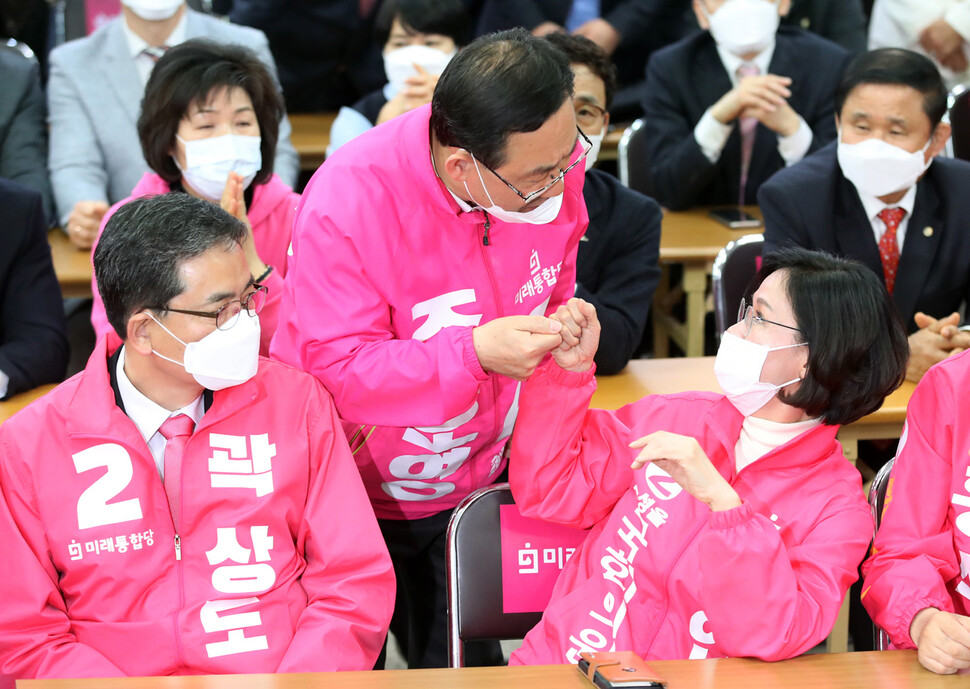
643, 0, 850, 210
0, 44, 53, 224
783, 0, 867, 53
760, 48, 970, 383
545, 33, 662, 374
478, 0, 692, 118
0, 178, 69, 398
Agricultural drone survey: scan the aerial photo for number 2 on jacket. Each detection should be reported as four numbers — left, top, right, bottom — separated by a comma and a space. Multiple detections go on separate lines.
73, 444, 144, 530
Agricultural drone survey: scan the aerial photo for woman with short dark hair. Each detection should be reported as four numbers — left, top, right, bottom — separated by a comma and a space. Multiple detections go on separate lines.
90, 39, 299, 355
327, 0, 469, 155
508, 247, 909, 664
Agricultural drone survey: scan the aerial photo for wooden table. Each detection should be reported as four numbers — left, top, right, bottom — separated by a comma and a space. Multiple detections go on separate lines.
17, 651, 967, 689
655, 206, 763, 357
289, 112, 338, 172
0, 384, 55, 425
49, 228, 93, 299
591, 357, 915, 653
591, 357, 914, 464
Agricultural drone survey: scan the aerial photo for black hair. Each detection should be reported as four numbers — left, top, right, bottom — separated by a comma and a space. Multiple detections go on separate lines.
430, 28, 574, 169
95, 194, 248, 341
751, 248, 908, 426
543, 32, 617, 109
375, 0, 470, 47
836, 48, 947, 129
138, 39, 283, 187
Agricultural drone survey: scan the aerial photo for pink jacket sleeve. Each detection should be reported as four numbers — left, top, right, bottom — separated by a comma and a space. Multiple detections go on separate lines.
698, 494, 871, 660
275, 382, 395, 672
89, 202, 121, 341
270, 210, 488, 428
862, 366, 961, 648
509, 361, 643, 529
0, 447, 125, 684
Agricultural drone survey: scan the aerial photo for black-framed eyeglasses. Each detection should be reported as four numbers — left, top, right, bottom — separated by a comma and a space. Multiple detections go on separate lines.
474, 126, 593, 204
150, 284, 268, 331
737, 298, 802, 337
575, 102, 607, 130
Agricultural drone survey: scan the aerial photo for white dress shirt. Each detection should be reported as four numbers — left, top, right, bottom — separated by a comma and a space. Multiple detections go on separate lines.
694, 40, 813, 166
121, 11, 188, 86
852, 182, 918, 255
116, 346, 204, 479
869, 0, 970, 89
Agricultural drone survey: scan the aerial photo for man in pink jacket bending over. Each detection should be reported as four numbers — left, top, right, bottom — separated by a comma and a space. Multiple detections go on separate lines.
0, 194, 394, 685
270, 28, 590, 667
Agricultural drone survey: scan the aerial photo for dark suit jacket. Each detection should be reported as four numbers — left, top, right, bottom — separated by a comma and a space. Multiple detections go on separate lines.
783, 0, 867, 54
476, 0, 691, 86
577, 169, 661, 375
642, 27, 849, 210
759, 142, 970, 334
0, 47, 53, 224
0, 179, 68, 398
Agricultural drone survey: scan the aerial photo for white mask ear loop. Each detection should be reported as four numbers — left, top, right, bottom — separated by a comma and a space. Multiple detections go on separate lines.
467, 151, 500, 207
766, 342, 808, 388
147, 312, 189, 367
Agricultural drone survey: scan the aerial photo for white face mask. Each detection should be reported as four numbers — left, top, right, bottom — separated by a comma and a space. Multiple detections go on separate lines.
584, 127, 606, 172
702, 0, 781, 57
122, 0, 183, 21
174, 134, 262, 202
383, 44, 456, 97
714, 331, 807, 416
150, 311, 261, 391
462, 153, 564, 225
837, 131, 932, 198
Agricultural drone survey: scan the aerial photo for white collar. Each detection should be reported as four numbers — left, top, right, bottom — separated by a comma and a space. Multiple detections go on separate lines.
716, 40, 776, 84
121, 10, 188, 58
856, 183, 918, 224
116, 346, 204, 445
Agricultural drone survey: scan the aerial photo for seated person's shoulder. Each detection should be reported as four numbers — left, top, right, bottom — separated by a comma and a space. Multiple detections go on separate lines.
584, 168, 662, 218
48, 22, 112, 67
775, 25, 849, 64
195, 11, 269, 45
646, 30, 713, 74
929, 154, 970, 188
761, 141, 838, 193
255, 356, 335, 403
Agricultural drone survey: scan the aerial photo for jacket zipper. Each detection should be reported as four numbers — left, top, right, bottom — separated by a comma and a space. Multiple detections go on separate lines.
170, 448, 187, 669
478, 211, 504, 485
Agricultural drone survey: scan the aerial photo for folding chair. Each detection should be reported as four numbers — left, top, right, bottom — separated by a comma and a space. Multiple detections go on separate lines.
617, 118, 652, 196
711, 234, 764, 341
867, 457, 896, 651
446, 483, 587, 667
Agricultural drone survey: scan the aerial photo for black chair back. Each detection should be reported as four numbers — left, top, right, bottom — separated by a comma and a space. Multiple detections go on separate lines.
949, 86, 970, 162
618, 118, 652, 196
446, 484, 543, 667
711, 234, 764, 341
867, 457, 896, 651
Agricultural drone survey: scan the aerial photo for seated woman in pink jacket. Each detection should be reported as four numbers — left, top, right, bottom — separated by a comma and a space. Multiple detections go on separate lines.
509, 248, 908, 664
90, 39, 299, 355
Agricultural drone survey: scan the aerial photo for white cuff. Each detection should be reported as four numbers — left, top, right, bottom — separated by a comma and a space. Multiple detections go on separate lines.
777, 117, 812, 166
694, 109, 734, 163
0, 370, 8, 399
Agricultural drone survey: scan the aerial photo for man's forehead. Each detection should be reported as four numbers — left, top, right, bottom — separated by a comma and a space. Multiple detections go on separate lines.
502, 123, 577, 175
843, 83, 928, 119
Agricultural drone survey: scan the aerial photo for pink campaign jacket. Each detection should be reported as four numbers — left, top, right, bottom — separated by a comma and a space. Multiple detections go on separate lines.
862, 349, 970, 648
508, 362, 872, 665
89, 172, 300, 355
270, 104, 588, 520
0, 339, 394, 685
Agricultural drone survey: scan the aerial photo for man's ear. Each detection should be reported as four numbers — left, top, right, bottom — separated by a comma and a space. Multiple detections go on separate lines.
603, 111, 611, 131
927, 121, 952, 161
127, 311, 157, 357
443, 148, 474, 184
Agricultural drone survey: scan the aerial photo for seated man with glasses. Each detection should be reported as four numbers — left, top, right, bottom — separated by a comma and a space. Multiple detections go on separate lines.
271, 28, 589, 668
545, 32, 662, 375
0, 194, 395, 682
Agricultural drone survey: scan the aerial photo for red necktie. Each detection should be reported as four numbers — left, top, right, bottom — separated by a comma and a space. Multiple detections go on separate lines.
877, 207, 906, 296
737, 62, 760, 206
159, 414, 195, 531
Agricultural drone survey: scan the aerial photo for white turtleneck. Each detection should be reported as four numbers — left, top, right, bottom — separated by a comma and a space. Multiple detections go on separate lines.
735, 415, 822, 472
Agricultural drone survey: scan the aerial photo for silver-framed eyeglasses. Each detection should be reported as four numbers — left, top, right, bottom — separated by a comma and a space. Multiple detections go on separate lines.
737, 298, 803, 337
476, 126, 593, 204
151, 283, 268, 330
